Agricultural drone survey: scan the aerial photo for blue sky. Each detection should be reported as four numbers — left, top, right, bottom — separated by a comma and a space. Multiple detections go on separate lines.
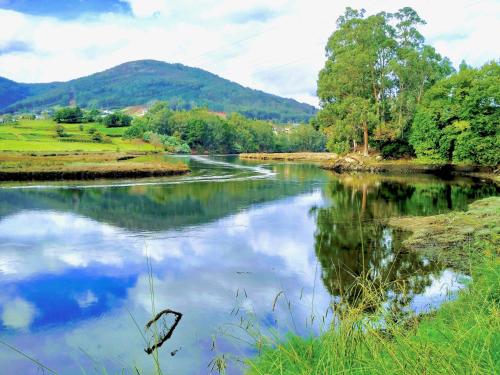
0, 0, 498, 105
0, 0, 131, 18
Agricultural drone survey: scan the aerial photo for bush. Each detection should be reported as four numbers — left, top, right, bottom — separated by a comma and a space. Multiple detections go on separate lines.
103, 112, 132, 128
83, 109, 101, 122
54, 107, 84, 123
326, 139, 350, 154
409, 109, 442, 160
55, 124, 67, 137
91, 131, 103, 143
454, 134, 500, 165
87, 126, 97, 135
409, 62, 500, 165
380, 140, 414, 159
160, 135, 191, 154
123, 118, 149, 139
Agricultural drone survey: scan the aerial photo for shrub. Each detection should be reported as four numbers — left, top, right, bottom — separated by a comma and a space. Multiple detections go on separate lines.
91, 131, 103, 143
409, 109, 442, 160
380, 140, 414, 159
54, 107, 84, 123
327, 139, 350, 154
55, 124, 67, 137
103, 112, 132, 128
123, 118, 149, 139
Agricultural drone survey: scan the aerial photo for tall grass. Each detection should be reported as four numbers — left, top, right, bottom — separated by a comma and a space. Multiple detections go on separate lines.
246, 236, 499, 375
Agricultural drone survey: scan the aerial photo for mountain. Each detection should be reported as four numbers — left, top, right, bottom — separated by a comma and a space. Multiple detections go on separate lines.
0, 60, 317, 122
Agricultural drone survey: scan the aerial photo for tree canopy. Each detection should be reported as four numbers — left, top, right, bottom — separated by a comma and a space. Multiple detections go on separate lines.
123, 102, 326, 154
410, 62, 500, 165
53, 106, 84, 123
317, 7, 453, 157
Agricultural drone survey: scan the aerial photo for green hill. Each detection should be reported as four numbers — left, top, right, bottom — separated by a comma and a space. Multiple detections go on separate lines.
0, 60, 316, 122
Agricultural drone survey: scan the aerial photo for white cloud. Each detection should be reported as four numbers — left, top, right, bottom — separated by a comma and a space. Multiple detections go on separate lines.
0, 1, 498, 106
119, 0, 169, 18
75, 290, 98, 308
1, 297, 37, 330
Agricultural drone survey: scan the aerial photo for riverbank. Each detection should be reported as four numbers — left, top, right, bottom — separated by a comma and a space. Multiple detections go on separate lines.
247, 197, 499, 374
0, 152, 190, 181
240, 152, 338, 162
239, 152, 498, 181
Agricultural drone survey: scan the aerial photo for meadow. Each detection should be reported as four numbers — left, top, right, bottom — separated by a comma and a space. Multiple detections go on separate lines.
0, 119, 189, 180
0, 119, 155, 152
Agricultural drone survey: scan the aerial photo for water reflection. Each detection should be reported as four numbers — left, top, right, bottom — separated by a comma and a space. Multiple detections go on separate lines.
0, 158, 497, 374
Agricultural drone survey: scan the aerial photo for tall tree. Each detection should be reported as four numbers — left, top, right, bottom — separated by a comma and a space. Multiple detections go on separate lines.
318, 8, 395, 156
317, 7, 453, 158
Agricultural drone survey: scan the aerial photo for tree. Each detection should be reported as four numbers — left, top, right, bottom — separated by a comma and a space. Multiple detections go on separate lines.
103, 112, 132, 127
53, 106, 84, 123
410, 62, 500, 165
318, 8, 395, 156
84, 108, 101, 122
317, 7, 452, 158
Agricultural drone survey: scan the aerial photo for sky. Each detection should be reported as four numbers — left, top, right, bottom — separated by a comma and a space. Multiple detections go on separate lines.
0, 0, 498, 106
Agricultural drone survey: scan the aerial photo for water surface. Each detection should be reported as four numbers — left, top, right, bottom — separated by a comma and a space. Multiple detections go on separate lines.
0, 156, 497, 374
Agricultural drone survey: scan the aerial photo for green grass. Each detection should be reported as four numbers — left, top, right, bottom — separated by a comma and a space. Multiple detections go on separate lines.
0, 119, 154, 152
246, 197, 500, 375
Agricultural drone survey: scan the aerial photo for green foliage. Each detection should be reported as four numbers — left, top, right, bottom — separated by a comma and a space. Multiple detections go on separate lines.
91, 130, 103, 143
123, 103, 326, 154
18, 113, 36, 120
275, 125, 326, 152
83, 108, 101, 122
248, 197, 500, 375
1, 60, 316, 123
53, 106, 84, 123
122, 104, 291, 154
103, 112, 132, 127
317, 7, 453, 157
410, 62, 500, 165
379, 140, 414, 159
123, 118, 148, 139
55, 124, 66, 138
409, 110, 441, 160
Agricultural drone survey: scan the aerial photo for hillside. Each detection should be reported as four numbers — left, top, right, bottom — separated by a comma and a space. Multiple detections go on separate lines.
0, 60, 316, 122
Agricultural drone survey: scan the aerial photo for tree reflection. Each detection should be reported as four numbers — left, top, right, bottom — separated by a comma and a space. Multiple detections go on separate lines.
312, 175, 468, 313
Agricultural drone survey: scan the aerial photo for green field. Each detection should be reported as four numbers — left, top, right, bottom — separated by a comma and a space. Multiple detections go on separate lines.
0, 119, 155, 152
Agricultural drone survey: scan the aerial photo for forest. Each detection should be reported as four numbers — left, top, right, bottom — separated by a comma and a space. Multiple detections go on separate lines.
122, 102, 325, 154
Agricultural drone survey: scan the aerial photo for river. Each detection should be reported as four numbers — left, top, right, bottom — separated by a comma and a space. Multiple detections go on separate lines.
0, 156, 497, 374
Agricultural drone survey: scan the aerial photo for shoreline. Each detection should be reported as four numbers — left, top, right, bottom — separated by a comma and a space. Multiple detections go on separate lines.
247, 196, 499, 373
0, 151, 190, 182
240, 152, 498, 181
240, 152, 338, 162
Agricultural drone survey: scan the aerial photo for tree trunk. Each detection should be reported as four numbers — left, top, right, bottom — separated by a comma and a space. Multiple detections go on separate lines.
363, 122, 369, 157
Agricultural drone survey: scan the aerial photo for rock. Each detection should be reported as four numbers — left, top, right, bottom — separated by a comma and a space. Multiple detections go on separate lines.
375, 155, 383, 161
323, 155, 386, 173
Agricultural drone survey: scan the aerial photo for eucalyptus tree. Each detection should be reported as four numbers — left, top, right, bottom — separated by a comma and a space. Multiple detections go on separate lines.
317, 7, 453, 157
